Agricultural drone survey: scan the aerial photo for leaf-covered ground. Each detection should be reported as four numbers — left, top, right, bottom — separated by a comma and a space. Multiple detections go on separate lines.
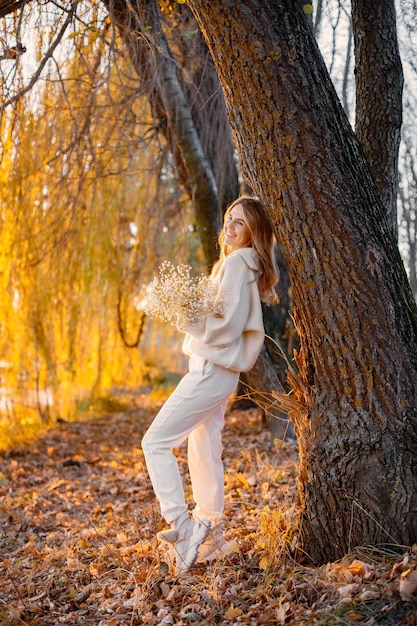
1, 392, 417, 625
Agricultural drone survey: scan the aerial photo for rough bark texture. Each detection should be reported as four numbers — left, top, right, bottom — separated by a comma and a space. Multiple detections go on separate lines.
188, 0, 417, 563
352, 0, 403, 239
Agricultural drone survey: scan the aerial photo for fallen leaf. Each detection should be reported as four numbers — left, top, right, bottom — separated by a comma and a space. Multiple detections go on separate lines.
400, 568, 417, 600
358, 589, 380, 601
224, 604, 243, 619
73, 588, 92, 603
348, 559, 374, 580
344, 610, 365, 621
276, 601, 293, 624
338, 583, 361, 599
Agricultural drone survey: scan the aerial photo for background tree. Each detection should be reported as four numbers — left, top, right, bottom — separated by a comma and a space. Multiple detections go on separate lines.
396, 1, 417, 298
187, 0, 417, 563
352, 0, 403, 238
399, 129, 417, 299
102, 0, 239, 267
315, 0, 417, 291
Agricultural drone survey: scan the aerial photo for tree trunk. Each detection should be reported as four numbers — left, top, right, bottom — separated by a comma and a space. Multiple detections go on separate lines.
104, 0, 239, 266
352, 0, 403, 239
188, 0, 417, 563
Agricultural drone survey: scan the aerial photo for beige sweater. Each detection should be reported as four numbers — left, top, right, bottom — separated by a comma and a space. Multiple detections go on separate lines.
179, 248, 264, 373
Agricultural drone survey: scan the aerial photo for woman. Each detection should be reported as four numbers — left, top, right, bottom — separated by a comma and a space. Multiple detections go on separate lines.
142, 196, 279, 575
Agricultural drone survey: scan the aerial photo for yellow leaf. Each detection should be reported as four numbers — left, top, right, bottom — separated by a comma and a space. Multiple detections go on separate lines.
303, 3, 313, 14
236, 472, 250, 488
224, 604, 243, 619
259, 556, 270, 570
347, 559, 374, 579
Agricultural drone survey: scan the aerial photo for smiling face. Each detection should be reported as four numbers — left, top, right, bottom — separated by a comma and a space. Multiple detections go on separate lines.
224, 203, 252, 251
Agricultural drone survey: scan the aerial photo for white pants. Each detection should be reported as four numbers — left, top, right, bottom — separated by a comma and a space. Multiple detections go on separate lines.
141, 354, 239, 524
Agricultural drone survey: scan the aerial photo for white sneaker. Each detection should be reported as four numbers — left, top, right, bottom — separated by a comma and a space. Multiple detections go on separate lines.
158, 516, 211, 574
197, 524, 238, 563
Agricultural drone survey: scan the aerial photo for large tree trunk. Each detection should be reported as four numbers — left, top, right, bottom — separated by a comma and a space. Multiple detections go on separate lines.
352, 0, 403, 238
188, 0, 417, 563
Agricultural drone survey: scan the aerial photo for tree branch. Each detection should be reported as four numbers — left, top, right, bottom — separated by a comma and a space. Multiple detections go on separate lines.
0, 0, 26, 19
0, 2, 76, 112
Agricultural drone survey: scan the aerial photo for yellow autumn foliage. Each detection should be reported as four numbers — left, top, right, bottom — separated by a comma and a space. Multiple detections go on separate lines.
0, 21, 196, 448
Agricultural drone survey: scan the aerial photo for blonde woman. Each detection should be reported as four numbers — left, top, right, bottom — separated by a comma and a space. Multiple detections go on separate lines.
142, 196, 279, 574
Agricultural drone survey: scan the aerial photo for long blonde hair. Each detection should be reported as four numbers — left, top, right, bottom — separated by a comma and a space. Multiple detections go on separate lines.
214, 196, 279, 305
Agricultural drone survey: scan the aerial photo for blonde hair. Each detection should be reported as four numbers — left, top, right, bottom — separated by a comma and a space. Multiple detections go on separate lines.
214, 196, 279, 305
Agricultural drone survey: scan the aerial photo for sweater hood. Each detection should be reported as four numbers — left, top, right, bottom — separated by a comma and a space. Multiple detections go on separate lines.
230, 247, 259, 272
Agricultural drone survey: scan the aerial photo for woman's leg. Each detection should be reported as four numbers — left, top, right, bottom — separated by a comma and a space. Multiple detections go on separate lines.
188, 397, 228, 523
141, 356, 238, 523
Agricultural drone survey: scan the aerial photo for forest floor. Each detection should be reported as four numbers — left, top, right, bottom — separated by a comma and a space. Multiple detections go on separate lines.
1, 390, 417, 625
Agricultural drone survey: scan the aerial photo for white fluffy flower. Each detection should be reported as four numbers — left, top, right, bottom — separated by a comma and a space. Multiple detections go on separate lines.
141, 261, 223, 328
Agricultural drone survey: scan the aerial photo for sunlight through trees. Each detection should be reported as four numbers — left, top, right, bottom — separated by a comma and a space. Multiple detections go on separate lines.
0, 18, 199, 441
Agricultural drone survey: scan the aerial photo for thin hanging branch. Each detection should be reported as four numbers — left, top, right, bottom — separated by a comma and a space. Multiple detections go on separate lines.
0, 1, 76, 112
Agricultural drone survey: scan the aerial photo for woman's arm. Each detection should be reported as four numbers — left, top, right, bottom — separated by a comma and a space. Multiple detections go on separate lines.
177, 253, 253, 347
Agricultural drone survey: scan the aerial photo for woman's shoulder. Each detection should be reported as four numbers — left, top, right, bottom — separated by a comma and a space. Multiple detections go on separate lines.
225, 247, 259, 271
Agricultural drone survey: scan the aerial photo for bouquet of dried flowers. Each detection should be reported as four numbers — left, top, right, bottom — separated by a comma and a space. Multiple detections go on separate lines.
141, 261, 223, 328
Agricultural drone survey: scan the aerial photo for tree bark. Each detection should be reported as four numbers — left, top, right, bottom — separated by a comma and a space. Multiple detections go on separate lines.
188, 0, 417, 563
352, 0, 403, 238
